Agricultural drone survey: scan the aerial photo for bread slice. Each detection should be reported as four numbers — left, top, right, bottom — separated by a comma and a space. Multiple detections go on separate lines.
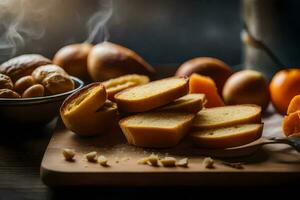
61, 82, 107, 116
157, 93, 206, 113
119, 112, 195, 148
60, 83, 119, 136
192, 104, 261, 130
190, 124, 263, 149
101, 74, 149, 101
115, 77, 189, 113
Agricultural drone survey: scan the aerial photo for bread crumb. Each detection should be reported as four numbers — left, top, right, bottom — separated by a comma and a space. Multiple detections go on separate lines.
137, 157, 149, 165
203, 157, 214, 169
62, 148, 75, 161
121, 157, 130, 162
147, 154, 159, 166
176, 158, 189, 167
160, 157, 176, 167
222, 162, 244, 169
98, 155, 109, 166
85, 151, 97, 162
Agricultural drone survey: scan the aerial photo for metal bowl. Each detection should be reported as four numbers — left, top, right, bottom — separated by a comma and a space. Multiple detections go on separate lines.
0, 76, 84, 126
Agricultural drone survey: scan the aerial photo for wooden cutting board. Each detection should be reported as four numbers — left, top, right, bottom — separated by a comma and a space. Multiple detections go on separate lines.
40, 107, 300, 186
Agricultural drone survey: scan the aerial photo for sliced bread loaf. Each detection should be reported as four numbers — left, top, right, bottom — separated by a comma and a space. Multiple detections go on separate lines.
192, 104, 261, 130
115, 77, 189, 113
157, 93, 206, 113
119, 111, 195, 148
190, 124, 263, 149
101, 74, 149, 101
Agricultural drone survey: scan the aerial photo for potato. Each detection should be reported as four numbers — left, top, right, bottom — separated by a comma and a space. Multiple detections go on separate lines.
22, 84, 45, 98
14, 75, 35, 94
222, 70, 270, 111
175, 57, 233, 94
87, 42, 155, 81
0, 73, 13, 90
0, 89, 20, 98
0, 54, 51, 82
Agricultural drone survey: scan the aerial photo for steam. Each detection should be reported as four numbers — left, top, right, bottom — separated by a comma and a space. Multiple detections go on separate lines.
0, 0, 113, 61
0, 0, 56, 59
85, 0, 113, 44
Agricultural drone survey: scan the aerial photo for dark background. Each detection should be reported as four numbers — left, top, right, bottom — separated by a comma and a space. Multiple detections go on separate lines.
1, 0, 242, 66
1, 0, 300, 68
107, 0, 242, 66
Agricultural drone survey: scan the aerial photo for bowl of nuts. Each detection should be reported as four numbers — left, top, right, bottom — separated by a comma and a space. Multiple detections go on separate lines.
0, 54, 84, 125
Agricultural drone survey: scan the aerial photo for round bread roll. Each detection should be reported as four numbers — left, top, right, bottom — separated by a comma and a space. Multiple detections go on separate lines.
22, 84, 45, 98
0, 54, 51, 82
87, 42, 155, 81
0, 73, 13, 90
0, 89, 20, 98
175, 57, 233, 94
32, 64, 66, 83
60, 83, 117, 136
14, 75, 35, 94
53, 43, 93, 80
42, 73, 74, 95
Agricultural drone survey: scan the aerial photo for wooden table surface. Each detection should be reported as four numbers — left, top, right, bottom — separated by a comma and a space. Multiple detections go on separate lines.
1, 67, 299, 199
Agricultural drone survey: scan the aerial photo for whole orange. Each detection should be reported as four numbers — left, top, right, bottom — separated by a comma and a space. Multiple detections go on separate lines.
270, 69, 300, 115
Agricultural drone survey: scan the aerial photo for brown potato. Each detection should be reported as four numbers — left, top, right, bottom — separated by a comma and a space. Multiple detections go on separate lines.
14, 75, 35, 94
0, 54, 51, 82
222, 70, 270, 111
32, 64, 66, 83
0, 73, 13, 90
175, 57, 233, 94
22, 84, 45, 98
42, 73, 74, 95
53, 43, 93, 80
87, 42, 155, 81
0, 89, 20, 98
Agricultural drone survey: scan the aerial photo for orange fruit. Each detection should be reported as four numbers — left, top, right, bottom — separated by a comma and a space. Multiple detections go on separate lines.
282, 111, 300, 136
287, 95, 300, 115
270, 69, 300, 115
189, 73, 225, 108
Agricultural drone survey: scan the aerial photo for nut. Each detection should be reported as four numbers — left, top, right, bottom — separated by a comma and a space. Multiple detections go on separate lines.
62, 148, 75, 161
176, 158, 189, 167
203, 157, 214, 169
137, 157, 150, 165
14, 75, 35, 94
160, 157, 176, 167
0, 73, 13, 90
85, 151, 98, 162
0, 89, 20, 98
147, 154, 159, 166
22, 84, 44, 98
97, 155, 108, 166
